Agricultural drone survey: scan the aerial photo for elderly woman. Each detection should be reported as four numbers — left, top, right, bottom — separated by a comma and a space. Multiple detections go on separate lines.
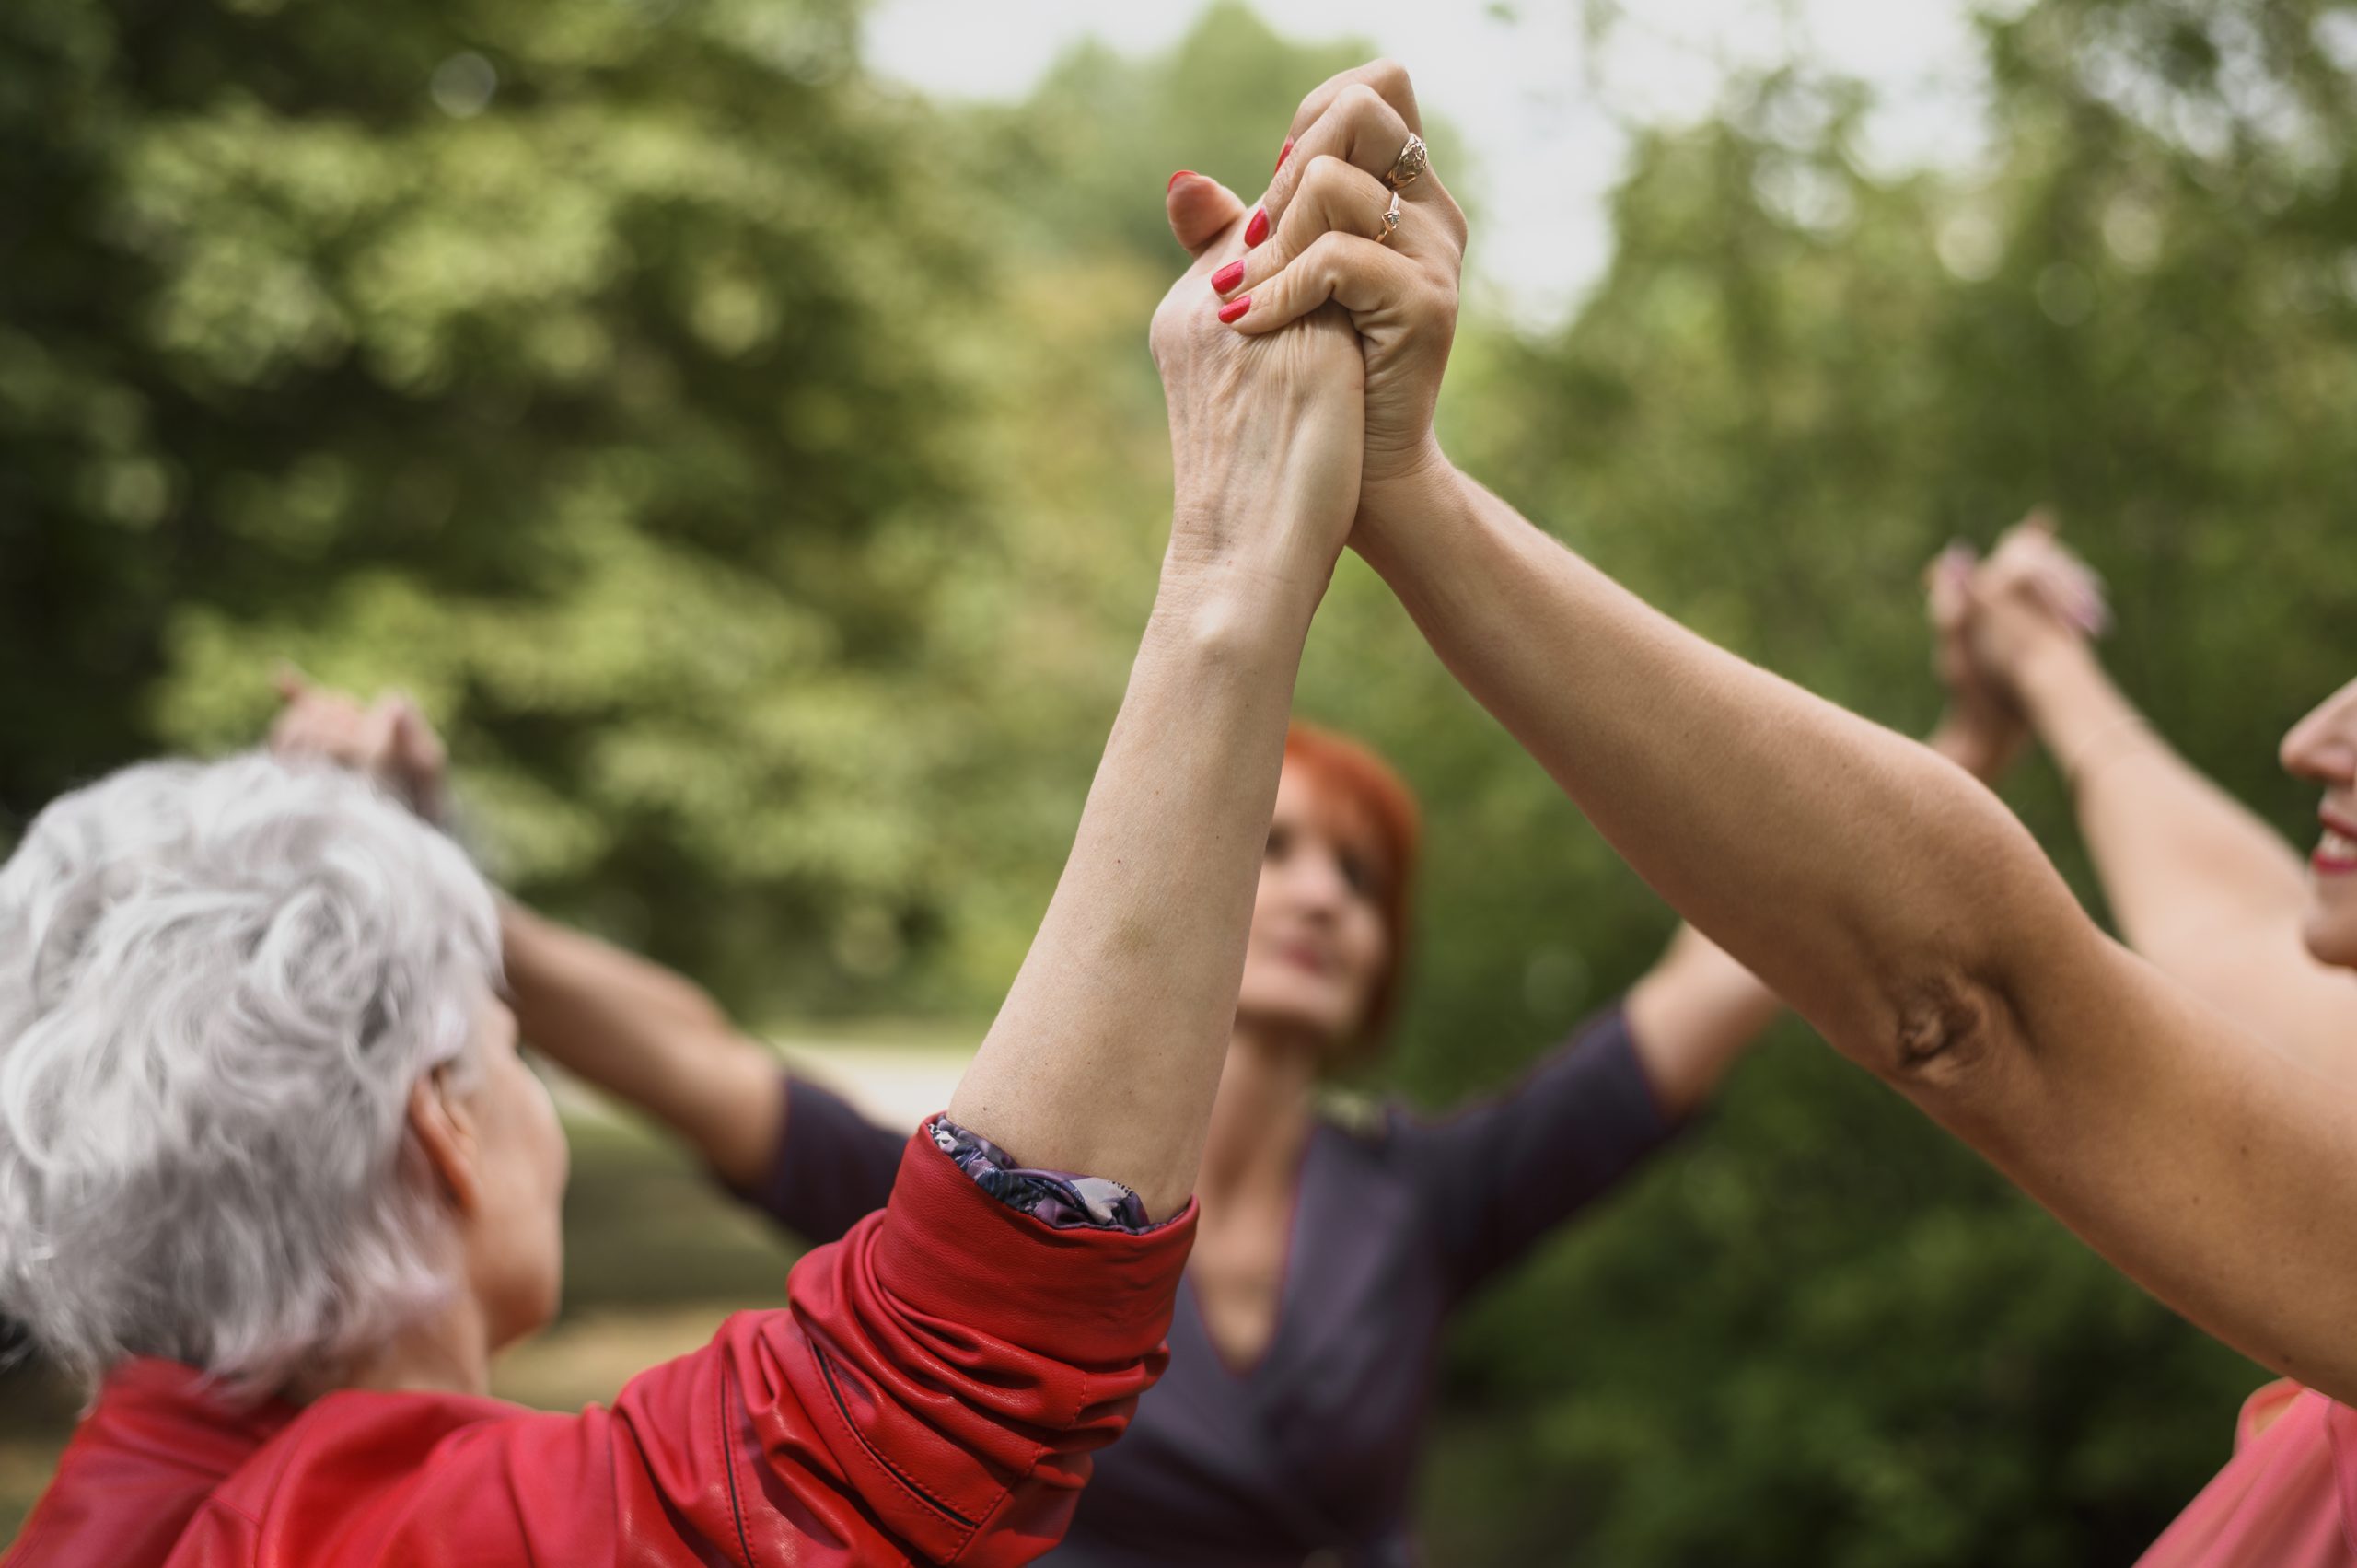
0, 126, 1368, 1565
1237, 64, 2357, 1568
1931, 519, 2357, 1566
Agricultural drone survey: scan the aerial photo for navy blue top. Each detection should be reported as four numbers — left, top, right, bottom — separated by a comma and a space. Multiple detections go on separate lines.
739, 1005, 1678, 1567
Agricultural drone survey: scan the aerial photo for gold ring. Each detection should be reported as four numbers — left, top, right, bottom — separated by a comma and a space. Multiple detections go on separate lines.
1385, 132, 1428, 191
1378, 189, 1402, 242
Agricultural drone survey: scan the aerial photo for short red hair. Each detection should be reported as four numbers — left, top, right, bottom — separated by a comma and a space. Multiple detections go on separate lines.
1282, 721, 1422, 1046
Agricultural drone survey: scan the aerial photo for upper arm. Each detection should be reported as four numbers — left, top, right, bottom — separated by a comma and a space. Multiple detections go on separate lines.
1401, 1006, 1681, 1293
1915, 921, 2357, 1404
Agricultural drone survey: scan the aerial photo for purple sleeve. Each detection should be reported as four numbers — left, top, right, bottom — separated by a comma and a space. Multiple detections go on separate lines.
1395, 1002, 1681, 1295
731, 1074, 1160, 1241
727, 1072, 906, 1244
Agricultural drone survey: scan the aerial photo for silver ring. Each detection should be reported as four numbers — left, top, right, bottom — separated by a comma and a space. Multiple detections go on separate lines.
1378, 189, 1402, 241
1385, 132, 1428, 191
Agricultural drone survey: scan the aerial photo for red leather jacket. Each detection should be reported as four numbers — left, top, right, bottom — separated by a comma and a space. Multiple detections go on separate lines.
3, 1131, 1194, 1567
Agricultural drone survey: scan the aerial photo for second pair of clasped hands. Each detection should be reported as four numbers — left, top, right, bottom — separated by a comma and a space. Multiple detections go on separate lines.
1147, 60, 1470, 667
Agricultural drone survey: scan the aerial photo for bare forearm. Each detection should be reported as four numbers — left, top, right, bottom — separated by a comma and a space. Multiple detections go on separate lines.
1357, 470, 2081, 1080
502, 902, 784, 1185
946, 563, 1320, 1219
2020, 639, 2307, 945
2013, 638, 2357, 1073
1624, 923, 1783, 1118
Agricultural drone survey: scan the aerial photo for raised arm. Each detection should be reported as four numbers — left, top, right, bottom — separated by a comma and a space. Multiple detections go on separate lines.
1353, 466, 2357, 1401
1224, 93, 2357, 1400
498, 903, 784, 1186
1624, 627, 2036, 1121
1622, 924, 1781, 1118
943, 169, 1364, 1220
1963, 520, 2357, 1082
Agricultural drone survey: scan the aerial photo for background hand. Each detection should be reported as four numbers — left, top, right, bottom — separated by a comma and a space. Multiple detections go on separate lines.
1926, 541, 2031, 782
1963, 511, 2110, 705
268, 668, 451, 827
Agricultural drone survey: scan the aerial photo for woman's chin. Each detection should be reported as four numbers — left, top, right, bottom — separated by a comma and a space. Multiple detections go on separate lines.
2299, 899, 2357, 972
490, 1272, 564, 1353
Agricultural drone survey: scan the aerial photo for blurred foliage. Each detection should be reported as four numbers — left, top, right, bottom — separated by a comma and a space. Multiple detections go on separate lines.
7, 0, 2357, 1562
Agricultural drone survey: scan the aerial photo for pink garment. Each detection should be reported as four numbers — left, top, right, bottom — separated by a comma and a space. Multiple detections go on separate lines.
2136, 1382, 2357, 1566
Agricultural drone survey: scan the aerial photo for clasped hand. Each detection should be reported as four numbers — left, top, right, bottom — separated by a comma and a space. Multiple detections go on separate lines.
1151, 61, 1467, 599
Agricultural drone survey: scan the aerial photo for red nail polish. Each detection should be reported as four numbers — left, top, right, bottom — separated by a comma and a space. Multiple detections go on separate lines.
1210, 260, 1246, 294
1244, 207, 1269, 247
1275, 139, 1294, 172
1217, 295, 1250, 325
1167, 169, 1197, 192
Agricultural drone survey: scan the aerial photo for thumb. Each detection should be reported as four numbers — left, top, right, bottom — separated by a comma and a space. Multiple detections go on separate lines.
1167, 170, 1247, 260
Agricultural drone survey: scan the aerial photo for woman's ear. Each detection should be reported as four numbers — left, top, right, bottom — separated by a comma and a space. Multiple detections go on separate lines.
407, 1066, 482, 1216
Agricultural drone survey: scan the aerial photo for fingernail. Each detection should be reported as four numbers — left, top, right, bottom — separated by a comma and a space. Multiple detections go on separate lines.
1245, 207, 1269, 247
1276, 139, 1294, 172
1217, 295, 1251, 325
1210, 260, 1246, 294
1167, 169, 1197, 192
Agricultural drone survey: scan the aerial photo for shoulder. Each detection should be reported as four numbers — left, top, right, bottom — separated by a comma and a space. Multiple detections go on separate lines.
235, 1388, 530, 1482
213, 1391, 622, 1561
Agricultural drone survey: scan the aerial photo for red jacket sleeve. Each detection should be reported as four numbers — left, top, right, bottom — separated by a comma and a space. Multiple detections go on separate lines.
198, 1128, 1195, 1567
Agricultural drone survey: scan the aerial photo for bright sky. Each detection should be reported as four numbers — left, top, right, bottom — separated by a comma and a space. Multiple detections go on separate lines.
863, 0, 2008, 331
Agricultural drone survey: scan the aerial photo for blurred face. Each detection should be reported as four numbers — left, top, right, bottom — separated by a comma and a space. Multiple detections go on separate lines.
454, 992, 569, 1350
2282, 677, 2357, 970
1233, 763, 1393, 1053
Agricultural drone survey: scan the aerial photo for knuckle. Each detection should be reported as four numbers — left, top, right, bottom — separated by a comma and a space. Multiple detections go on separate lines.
1337, 82, 1386, 121
1308, 234, 1352, 288
1364, 58, 1411, 96
1302, 154, 1352, 198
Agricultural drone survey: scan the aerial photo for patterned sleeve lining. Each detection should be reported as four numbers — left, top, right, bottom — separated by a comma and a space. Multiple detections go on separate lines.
926, 1117, 1156, 1233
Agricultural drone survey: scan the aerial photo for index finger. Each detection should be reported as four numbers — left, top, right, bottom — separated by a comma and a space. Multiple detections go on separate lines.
1284, 58, 1422, 147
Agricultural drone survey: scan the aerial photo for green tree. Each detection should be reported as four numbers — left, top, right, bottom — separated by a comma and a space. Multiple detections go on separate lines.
1, 0, 989, 1009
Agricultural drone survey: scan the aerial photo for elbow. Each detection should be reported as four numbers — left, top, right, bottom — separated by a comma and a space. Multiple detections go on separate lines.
1854, 966, 2016, 1107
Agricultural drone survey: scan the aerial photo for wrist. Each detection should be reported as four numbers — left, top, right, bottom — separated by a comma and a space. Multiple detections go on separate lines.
2010, 634, 2108, 741
1351, 449, 1469, 581
1151, 540, 1325, 656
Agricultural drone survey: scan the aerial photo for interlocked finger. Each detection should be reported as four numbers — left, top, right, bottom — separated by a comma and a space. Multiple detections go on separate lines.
1213, 156, 1399, 310
1253, 83, 1434, 252
1217, 230, 1422, 337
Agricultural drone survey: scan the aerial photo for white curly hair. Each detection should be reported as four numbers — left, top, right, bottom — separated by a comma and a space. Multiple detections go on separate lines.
0, 752, 500, 1398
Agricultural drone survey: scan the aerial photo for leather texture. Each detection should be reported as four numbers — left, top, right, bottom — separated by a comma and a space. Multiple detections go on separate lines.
3, 1130, 1194, 1568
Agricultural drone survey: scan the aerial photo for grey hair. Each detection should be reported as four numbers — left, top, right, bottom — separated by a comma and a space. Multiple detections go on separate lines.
0, 752, 500, 1399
